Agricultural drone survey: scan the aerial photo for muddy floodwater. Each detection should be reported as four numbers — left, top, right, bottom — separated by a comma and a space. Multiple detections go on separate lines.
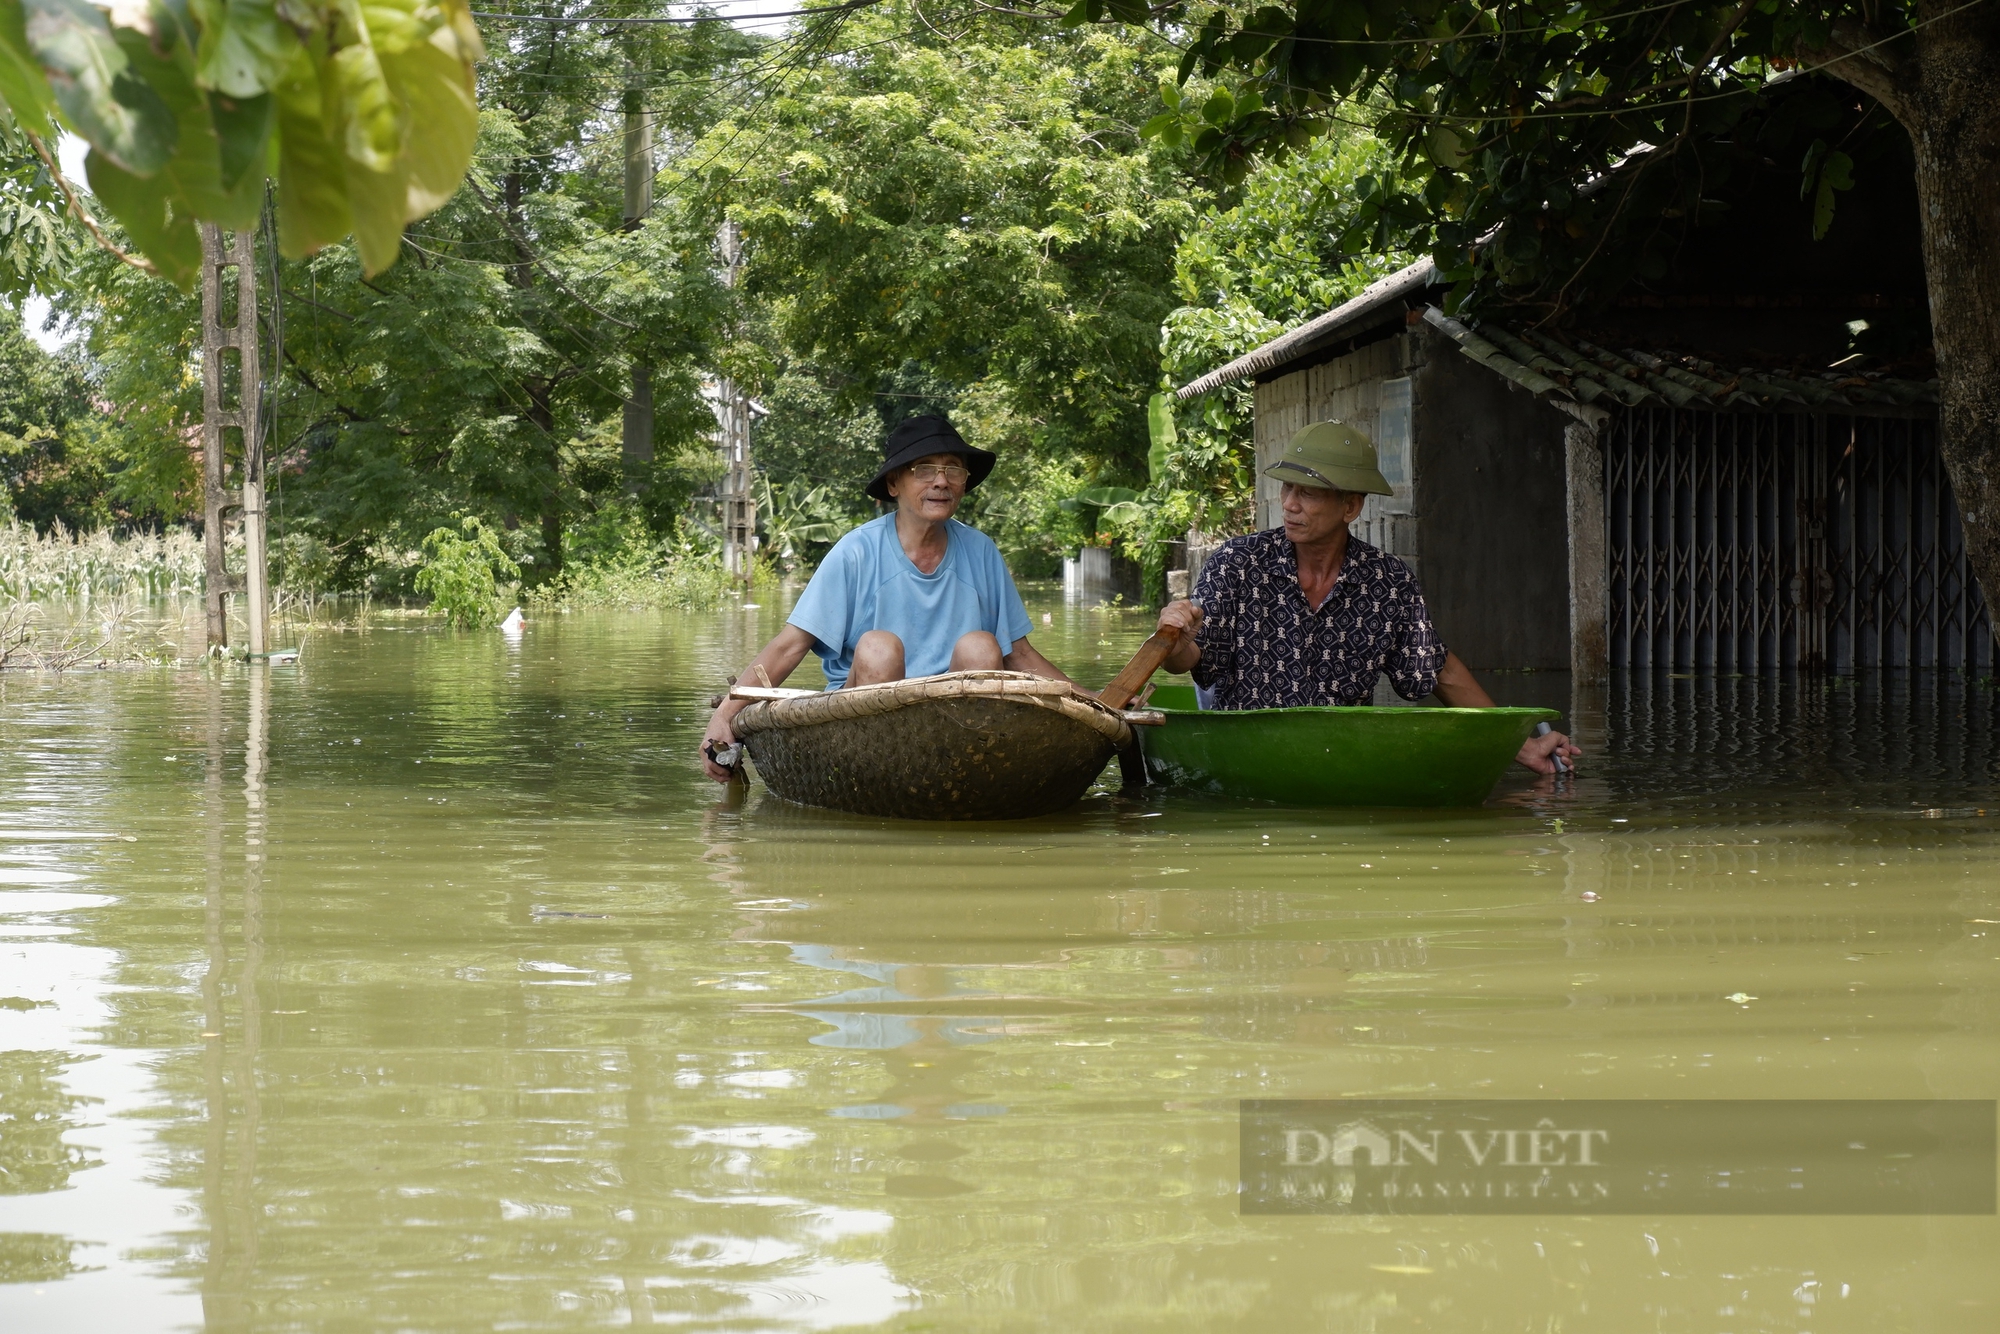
2, 591, 1997, 1331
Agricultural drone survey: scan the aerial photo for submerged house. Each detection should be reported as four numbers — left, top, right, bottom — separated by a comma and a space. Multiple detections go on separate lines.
1175, 135, 1986, 680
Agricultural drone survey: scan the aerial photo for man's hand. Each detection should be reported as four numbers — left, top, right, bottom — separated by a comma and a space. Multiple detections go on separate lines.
1515, 728, 1582, 775
1157, 599, 1203, 637
698, 626, 817, 782
700, 705, 744, 783
1156, 600, 1203, 674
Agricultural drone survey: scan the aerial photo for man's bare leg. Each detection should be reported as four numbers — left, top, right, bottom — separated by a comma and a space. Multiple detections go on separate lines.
950, 631, 1004, 671
847, 630, 906, 686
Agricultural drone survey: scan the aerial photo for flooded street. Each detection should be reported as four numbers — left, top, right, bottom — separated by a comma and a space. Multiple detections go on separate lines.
2, 593, 1997, 1331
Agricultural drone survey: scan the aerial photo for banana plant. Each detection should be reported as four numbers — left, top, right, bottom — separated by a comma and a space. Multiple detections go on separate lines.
0, 0, 482, 285
1061, 484, 1146, 527
756, 475, 859, 566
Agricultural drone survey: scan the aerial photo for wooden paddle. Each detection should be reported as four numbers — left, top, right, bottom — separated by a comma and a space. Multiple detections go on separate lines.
1098, 624, 1181, 711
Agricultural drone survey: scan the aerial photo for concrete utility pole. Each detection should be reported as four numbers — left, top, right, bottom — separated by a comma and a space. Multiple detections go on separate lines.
200, 224, 268, 656
620, 67, 654, 492
715, 220, 757, 581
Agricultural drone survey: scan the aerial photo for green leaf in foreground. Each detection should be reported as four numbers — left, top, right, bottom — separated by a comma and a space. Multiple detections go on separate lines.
0, 0, 483, 284
23, 0, 176, 173
0, 0, 53, 136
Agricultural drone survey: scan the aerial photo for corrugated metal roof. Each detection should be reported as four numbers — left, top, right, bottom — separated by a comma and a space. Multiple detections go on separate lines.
1175, 267, 1939, 413
1173, 259, 1435, 400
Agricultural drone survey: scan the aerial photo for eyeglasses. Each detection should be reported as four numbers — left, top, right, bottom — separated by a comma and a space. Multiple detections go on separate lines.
906, 462, 970, 483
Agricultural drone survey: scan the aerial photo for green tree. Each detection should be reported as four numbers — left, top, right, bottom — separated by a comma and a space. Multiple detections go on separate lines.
60, 8, 750, 586
1159, 126, 1410, 522
1164, 129, 1408, 379
0, 0, 482, 284
414, 514, 517, 626
0, 118, 79, 299
747, 361, 882, 548
46, 6, 1243, 594
50, 245, 202, 523
711, 15, 1202, 510
0, 305, 99, 529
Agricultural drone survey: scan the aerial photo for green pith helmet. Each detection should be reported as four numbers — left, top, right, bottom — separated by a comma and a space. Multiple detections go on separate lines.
1264, 420, 1393, 496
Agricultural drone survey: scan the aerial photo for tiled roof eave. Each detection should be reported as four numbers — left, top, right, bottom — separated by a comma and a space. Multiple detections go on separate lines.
1449, 319, 1941, 416
1421, 307, 1611, 428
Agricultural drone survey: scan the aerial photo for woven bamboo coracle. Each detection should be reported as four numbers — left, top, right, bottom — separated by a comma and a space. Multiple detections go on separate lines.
733, 671, 1132, 819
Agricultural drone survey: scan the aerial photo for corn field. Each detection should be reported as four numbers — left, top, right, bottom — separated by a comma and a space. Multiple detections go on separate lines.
0, 522, 207, 603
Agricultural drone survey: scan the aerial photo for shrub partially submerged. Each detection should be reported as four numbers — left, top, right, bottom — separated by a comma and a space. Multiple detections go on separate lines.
414, 518, 520, 628
526, 541, 735, 612
521, 503, 740, 612
0, 598, 186, 670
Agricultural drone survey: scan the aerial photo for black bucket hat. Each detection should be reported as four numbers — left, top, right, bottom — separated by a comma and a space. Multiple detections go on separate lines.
864, 414, 996, 502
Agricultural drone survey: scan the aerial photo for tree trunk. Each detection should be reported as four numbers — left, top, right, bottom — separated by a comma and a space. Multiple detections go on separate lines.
527, 377, 562, 577
503, 168, 533, 291
622, 74, 654, 496
1816, 4, 2000, 641
622, 363, 653, 494
1904, 7, 2000, 640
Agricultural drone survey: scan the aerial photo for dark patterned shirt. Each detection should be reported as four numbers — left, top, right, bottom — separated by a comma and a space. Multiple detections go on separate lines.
1190, 528, 1446, 708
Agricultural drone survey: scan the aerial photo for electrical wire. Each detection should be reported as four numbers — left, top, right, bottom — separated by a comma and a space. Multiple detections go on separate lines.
471, 0, 884, 25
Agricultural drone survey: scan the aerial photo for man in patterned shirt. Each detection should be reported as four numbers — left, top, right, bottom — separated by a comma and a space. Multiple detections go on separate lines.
1155, 421, 1579, 774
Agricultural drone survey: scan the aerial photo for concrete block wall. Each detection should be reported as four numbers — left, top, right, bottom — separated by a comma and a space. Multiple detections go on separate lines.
1251, 331, 1422, 574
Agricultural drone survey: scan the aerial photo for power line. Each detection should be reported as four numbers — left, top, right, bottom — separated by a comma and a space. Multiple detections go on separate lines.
470, 0, 883, 25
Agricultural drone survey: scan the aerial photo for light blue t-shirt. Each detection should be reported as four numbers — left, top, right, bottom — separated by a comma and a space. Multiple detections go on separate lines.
788, 515, 1035, 689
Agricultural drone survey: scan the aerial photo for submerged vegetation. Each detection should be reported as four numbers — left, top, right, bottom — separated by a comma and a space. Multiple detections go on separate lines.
0, 521, 202, 602
522, 503, 743, 612
524, 545, 740, 614
0, 599, 180, 671
1, 524, 213, 668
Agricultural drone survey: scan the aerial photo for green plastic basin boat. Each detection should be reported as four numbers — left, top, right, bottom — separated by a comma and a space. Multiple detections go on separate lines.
1136, 683, 1557, 807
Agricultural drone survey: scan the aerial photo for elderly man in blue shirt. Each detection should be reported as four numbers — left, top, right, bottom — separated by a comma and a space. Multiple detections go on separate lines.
1155, 421, 1581, 775
701, 415, 1070, 781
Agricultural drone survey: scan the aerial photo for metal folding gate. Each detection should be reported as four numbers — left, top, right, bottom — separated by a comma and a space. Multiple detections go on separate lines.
1606, 408, 1993, 672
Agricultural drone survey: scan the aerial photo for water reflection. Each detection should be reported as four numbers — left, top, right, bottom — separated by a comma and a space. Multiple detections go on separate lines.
1603, 672, 2000, 807
200, 665, 265, 1328
0, 1050, 96, 1202
0, 609, 1997, 1329
789, 946, 1007, 1053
